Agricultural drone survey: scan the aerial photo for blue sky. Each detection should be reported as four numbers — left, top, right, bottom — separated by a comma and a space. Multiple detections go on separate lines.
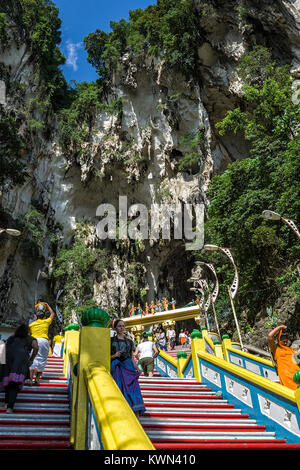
53, 0, 155, 84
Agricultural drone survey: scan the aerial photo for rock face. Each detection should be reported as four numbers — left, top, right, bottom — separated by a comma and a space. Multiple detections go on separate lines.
0, 0, 299, 346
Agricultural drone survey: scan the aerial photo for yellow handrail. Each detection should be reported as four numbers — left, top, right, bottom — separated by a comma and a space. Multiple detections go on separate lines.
84, 363, 155, 450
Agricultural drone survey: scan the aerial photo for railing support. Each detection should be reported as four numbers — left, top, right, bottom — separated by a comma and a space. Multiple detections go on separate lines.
74, 327, 110, 450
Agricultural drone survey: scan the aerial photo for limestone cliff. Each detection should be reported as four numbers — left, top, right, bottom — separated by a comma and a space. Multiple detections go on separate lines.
0, 0, 299, 343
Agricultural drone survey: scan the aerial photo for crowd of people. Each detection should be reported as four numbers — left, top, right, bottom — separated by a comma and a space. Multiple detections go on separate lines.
0, 302, 64, 413
151, 326, 192, 351
1, 300, 300, 421
128, 297, 177, 317
109, 320, 195, 419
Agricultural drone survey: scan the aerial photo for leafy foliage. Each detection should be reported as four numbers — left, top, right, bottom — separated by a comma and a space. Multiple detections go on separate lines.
0, 12, 9, 49
58, 81, 123, 157
58, 81, 101, 155
52, 223, 111, 323
202, 48, 300, 324
0, 0, 69, 111
178, 127, 205, 173
0, 106, 27, 187
84, 0, 201, 80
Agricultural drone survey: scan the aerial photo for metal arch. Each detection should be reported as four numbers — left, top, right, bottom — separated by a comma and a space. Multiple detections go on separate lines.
219, 247, 239, 299
202, 279, 211, 312
198, 279, 211, 330
55, 286, 76, 324
282, 217, 300, 240
206, 263, 219, 303
74, 295, 93, 327
200, 277, 221, 338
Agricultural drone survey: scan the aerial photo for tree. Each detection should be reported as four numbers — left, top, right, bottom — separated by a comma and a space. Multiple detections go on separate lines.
203, 47, 300, 322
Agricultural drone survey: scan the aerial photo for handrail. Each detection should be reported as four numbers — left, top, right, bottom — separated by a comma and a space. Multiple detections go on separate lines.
243, 343, 272, 359
226, 346, 274, 367
197, 349, 294, 402
68, 351, 79, 446
84, 363, 155, 450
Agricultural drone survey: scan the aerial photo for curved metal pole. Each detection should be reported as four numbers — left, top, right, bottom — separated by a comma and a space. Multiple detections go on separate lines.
200, 278, 221, 338
196, 261, 220, 336
207, 263, 219, 303
262, 210, 300, 240
75, 295, 93, 327
198, 279, 211, 330
203, 245, 244, 350
55, 286, 76, 324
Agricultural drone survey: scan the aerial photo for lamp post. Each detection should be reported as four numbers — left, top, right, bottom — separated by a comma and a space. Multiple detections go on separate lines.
189, 276, 211, 330
0, 228, 21, 237
262, 211, 300, 240
202, 244, 244, 350
196, 261, 221, 337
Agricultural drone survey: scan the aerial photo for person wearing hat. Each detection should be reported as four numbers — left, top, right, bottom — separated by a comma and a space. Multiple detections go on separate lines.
135, 332, 159, 378
268, 324, 300, 390
29, 302, 55, 384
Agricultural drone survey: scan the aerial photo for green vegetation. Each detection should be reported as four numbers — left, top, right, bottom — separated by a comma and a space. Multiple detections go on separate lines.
20, 206, 46, 256
84, 0, 201, 81
0, 12, 9, 49
58, 81, 102, 155
0, 0, 69, 111
178, 127, 205, 173
58, 82, 123, 156
52, 222, 111, 323
0, 106, 27, 187
20, 205, 61, 257
200, 46, 300, 325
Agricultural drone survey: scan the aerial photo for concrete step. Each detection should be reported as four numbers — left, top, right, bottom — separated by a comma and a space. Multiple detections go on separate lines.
0, 425, 70, 438
140, 417, 259, 427
143, 397, 227, 405
145, 429, 277, 441
0, 413, 70, 425
0, 392, 69, 403
0, 440, 72, 449
140, 384, 207, 390
141, 390, 217, 397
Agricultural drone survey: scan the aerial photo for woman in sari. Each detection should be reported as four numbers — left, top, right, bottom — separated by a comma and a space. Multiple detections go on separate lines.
111, 319, 145, 418
1, 324, 38, 412
268, 324, 300, 390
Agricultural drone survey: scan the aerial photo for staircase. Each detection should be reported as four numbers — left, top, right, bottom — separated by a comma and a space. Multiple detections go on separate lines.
0, 357, 72, 450
139, 373, 300, 450
166, 346, 191, 359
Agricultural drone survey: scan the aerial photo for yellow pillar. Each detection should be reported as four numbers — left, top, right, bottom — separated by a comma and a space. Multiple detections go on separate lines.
295, 387, 300, 415
214, 342, 224, 360
201, 327, 209, 340
177, 354, 187, 378
63, 329, 80, 378
190, 330, 205, 383
74, 326, 110, 450
222, 334, 232, 362
63, 331, 80, 445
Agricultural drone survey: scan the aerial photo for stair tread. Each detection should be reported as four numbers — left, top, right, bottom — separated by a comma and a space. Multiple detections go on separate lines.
140, 370, 291, 449
0, 357, 71, 449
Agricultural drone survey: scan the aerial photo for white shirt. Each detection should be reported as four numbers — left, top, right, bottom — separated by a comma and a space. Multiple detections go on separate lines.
137, 341, 155, 359
167, 329, 176, 338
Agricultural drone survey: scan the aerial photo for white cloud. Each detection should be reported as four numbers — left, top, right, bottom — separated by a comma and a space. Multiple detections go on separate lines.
65, 41, 82, 71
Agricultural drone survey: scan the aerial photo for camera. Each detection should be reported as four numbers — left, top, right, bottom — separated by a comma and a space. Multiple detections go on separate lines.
119, 352, 128, 362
